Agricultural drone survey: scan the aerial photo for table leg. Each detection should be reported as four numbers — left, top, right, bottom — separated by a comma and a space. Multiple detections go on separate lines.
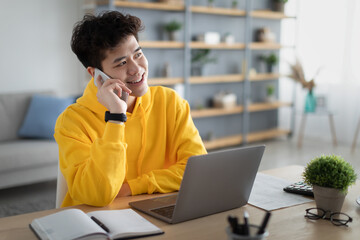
351, 118, 360, 153
328, 114, 337, 147
297, 114, 307, 148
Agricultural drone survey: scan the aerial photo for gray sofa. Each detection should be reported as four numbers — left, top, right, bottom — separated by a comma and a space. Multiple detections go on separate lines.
0, 92, 58, 189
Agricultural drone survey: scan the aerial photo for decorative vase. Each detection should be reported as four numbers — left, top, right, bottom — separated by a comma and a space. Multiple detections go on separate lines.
312, 185, 346, 218
304, 90, 316, 113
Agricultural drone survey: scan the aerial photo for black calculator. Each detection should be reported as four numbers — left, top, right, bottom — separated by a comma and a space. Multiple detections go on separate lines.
283, 181, 314, 197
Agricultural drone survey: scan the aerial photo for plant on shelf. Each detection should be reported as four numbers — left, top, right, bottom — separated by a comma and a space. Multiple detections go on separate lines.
303, 155, 357, 214
163, 20, 182, 41
259, 53, 278, 73
191, 49, 217, 76
266, 85, 275, 102
272, 0, 288, 13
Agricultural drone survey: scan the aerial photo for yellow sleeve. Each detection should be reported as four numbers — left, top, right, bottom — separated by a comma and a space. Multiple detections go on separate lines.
128, 98, 207, 195
55, 114, 127, 207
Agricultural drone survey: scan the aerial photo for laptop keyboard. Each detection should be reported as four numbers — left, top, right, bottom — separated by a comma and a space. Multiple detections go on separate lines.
150, 205, 175, 219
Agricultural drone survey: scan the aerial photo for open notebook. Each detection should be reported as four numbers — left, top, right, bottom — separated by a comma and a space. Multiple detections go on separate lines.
29, 208, 163, 240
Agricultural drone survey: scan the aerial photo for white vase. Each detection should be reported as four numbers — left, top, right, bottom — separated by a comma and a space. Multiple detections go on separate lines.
312, 185, 346, 217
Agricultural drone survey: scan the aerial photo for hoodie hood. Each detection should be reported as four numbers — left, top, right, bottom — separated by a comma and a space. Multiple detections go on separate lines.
77, 77, 152, 117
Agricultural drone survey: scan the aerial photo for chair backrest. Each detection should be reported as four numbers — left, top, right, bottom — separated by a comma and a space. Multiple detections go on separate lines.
55, 163, 68, 208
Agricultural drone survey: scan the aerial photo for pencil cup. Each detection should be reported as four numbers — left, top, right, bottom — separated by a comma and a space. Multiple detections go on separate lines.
226, 225, 268, 240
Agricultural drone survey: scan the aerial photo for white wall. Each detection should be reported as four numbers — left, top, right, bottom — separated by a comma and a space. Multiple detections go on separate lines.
0, 0, 85, 96
280, 0, 360, 145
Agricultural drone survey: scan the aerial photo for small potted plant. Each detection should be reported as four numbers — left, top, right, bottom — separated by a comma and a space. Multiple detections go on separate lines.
259, 53, 278, 73
272, 0, 288, 13
191, 49, 217, 76
303, 155, 357, 215
266, 85, 275, 102
163, 20, 182, 41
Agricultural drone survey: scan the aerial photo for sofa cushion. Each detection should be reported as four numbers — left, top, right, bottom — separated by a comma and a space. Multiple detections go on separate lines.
0, 92, 34, 142
18, 95, 75, 139
0, 140, 58, 173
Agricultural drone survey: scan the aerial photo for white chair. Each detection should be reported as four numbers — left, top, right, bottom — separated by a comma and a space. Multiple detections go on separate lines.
55, 163, 68, 208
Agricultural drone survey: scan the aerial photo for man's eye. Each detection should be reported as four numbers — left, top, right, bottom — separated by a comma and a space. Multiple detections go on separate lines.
117, 61, 126, 67
135, 52, 142, 58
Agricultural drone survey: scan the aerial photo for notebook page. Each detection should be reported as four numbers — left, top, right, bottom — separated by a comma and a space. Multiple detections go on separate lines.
87, 209, 163, 239
32, 209, 107, 240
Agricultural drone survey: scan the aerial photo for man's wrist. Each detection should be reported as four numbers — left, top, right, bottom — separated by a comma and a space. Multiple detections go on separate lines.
105, 111, 127, 122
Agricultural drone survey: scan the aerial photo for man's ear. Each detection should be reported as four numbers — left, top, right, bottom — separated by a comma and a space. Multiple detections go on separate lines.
87, 67, 95, 77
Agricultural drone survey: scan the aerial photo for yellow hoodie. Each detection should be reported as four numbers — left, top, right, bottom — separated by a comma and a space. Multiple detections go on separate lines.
54, 80, 206, 207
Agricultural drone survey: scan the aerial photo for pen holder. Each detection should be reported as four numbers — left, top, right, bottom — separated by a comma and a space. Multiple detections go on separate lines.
226, 225, 268, 240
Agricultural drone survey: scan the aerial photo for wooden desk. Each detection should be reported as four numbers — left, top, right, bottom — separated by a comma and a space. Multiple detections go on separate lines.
0, 165, 359, 240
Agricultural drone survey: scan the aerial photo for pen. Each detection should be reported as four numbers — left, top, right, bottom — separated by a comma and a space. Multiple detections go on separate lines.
257, 211, 271, 235
91, 216, 110, 233
227, 215, 239, 234
243, 211, 249, 236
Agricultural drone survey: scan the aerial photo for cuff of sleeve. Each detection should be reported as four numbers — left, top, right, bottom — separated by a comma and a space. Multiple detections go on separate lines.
128, 176, 149, 195
102, 122, 125, 142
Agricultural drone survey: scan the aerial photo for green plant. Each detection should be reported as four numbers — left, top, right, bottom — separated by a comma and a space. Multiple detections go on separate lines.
273, 0, 288, 3
267, 85, 274, 96
191, 49, 217, 65
260, 53, 278, 65
303, 155, 357, 193
164, 20, 182, 32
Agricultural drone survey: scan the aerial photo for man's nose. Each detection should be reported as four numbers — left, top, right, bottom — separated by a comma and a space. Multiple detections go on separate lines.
127, 59, 141, 76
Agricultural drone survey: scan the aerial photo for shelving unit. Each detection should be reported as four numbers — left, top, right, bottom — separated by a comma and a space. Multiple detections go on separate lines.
91, 0, 294, 150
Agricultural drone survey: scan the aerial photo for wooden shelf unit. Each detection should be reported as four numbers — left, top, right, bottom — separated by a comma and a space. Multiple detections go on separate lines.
190, 6, 246, 16
139, 41, 184, 49
190, 42, 246, 49
249, 42, 282, 50
248, 101, 292, 112
249, 73, 281, 81
191, 106, 244, 119
190, 74, 244, 84
92, 1, 294, 149
148, 77, 183, 86
104, 0, 185, 11
204, 134, 243, 150
250, 10, 291, 20
247, 128, 291, 143
204, 128, 290, 150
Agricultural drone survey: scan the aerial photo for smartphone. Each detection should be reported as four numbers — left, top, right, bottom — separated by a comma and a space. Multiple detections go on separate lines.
94, 68, 128, 103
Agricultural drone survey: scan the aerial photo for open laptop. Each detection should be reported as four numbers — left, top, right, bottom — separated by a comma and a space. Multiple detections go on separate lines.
129, 145, 265, 224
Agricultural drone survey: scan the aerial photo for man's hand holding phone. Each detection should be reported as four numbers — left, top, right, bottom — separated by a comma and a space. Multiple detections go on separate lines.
94, 68, 131, 114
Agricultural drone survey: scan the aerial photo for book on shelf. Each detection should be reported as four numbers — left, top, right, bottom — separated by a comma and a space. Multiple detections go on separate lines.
29, 208, 164, 240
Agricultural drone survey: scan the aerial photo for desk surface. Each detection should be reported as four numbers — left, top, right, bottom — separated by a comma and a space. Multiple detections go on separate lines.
0, 165, 359, 240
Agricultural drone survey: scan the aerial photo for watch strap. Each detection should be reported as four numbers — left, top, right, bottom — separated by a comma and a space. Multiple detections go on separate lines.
105, 111, 127, 122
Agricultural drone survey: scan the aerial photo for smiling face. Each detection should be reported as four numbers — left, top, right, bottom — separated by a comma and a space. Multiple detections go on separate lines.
101, 35, 148, 98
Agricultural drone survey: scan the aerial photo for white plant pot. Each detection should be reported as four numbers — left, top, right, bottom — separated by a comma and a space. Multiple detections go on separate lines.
312, 185, 346, 217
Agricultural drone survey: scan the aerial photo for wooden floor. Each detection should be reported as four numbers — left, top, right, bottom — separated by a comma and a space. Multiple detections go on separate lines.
0, 137, 359, 218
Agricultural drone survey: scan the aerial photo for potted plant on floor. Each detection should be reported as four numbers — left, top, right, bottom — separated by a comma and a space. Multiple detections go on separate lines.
164, 20, 182, 41
303, 155, 357, 216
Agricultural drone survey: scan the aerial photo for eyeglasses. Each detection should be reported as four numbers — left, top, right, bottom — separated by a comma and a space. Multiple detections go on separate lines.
304, 208, 352, 227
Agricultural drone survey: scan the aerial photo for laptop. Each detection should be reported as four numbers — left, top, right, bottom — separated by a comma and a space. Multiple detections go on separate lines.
129, 145, 265, 224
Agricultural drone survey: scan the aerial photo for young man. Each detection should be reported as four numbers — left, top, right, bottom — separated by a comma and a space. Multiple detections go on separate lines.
54, 11, 207, 207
